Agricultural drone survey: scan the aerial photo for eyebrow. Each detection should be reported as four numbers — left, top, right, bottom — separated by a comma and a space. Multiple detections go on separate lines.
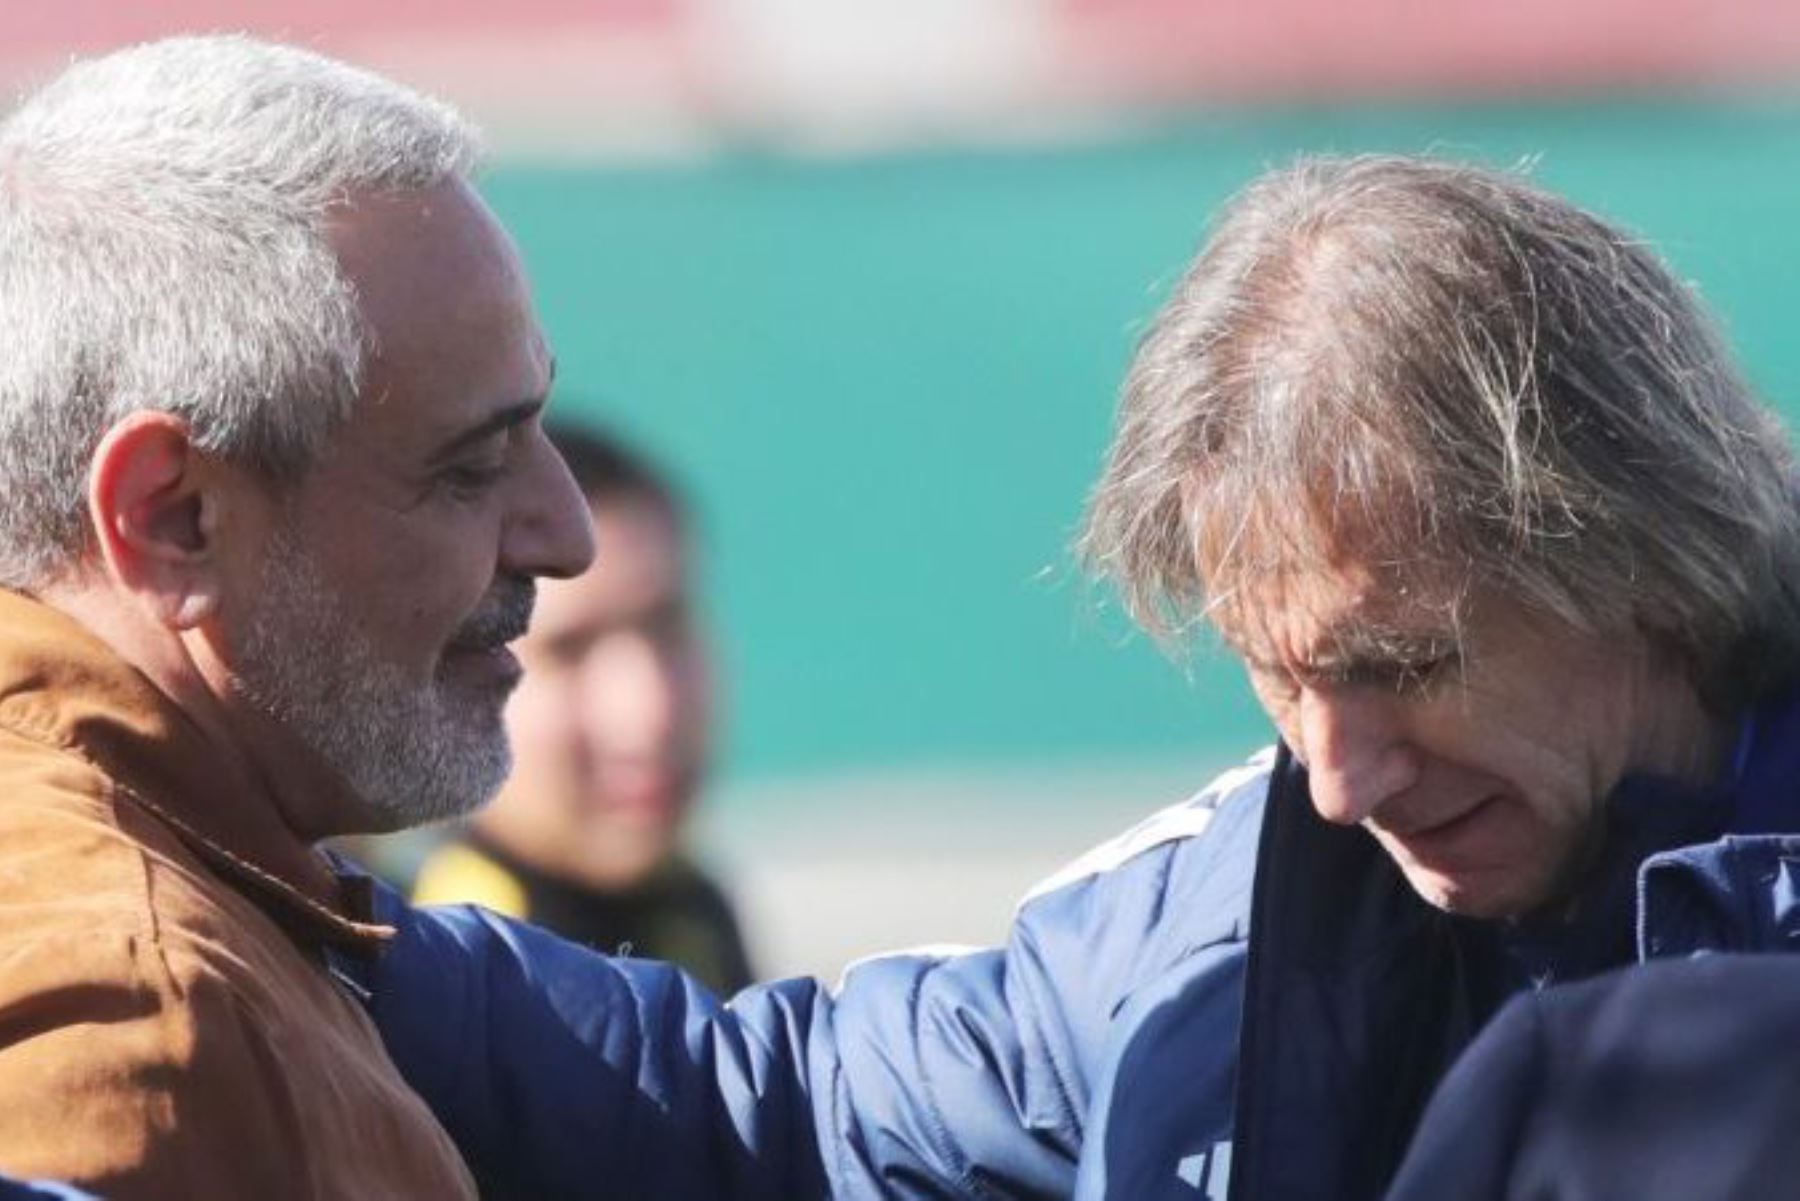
424, 399, 544, 468
1234, 623, 1457, 679
422, 359, 557, 468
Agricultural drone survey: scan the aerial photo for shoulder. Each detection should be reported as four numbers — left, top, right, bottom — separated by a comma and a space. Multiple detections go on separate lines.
0, 739, 203, 964
1017, 747, 1272, 930
0, 747, 300, 988
0, 746, 320, 1098
0, 829, 428, 1196
994, 748, 1270, 1061
0, 782, 306, 1064
0, 885, 291, 1191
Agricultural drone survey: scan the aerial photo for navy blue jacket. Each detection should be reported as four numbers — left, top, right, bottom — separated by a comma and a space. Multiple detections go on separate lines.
371, 695, 1800, 1200
1385, 952, 1800, 1201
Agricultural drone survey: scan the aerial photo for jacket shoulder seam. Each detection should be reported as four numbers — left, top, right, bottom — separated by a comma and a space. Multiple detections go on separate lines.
1017, 747, 1274, 910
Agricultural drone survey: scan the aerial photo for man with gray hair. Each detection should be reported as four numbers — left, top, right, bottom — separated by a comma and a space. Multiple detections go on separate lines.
370, 156, 1800, 1200
0, 35, 591, 1196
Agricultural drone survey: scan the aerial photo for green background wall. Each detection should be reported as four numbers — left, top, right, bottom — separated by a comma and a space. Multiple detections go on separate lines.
482, 101, 1800, 800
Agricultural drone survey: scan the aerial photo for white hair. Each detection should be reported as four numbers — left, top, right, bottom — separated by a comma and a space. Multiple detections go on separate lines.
0, 34, 482, 587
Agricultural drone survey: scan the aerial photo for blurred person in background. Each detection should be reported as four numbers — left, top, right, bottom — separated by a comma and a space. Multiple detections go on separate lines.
373, 154, 1800, 1200
410, 424, 754, 993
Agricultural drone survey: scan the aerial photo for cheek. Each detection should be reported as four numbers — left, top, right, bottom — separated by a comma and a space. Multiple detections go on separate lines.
1521, 767, 1605, 848
1444, 650, 1634, 790
372, 513, 500, 626
1406, 706, 1601, 850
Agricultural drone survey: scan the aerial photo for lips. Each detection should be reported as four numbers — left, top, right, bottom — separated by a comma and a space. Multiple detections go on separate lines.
1380, 795, 1495, 840
440, 642, 524, 696
1380, 795, 1504, 866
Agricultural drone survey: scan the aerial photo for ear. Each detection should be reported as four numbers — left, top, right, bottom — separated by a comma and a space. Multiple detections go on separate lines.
87, 411, 223, 630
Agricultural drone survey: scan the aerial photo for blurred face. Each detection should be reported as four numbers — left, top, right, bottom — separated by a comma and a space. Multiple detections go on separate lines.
478, 494, 712, 889
221, 180, 596, 835
1222, 558, 1724, 918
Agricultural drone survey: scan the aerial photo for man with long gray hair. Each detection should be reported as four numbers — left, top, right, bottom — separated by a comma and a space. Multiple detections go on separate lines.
370, 156, 1800, 1200
0, 35, 592, 1196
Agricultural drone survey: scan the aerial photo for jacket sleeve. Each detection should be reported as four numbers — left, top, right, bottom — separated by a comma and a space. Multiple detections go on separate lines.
370, 763, 1268, 1201
373, 901, 831, 1199
372, 899, 1093, 1199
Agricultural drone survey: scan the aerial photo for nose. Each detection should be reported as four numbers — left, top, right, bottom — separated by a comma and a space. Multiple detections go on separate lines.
1296, 683, 1420, 826
504, 430, 598, 580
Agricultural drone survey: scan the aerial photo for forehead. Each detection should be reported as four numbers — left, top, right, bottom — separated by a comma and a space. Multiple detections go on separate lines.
326, 179, 550, 450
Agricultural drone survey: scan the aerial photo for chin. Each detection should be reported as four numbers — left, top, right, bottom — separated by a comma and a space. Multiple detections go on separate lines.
1403, 869, 1529, 920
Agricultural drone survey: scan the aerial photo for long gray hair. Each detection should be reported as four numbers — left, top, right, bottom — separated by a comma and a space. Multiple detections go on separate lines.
1080, 154, 1800, 711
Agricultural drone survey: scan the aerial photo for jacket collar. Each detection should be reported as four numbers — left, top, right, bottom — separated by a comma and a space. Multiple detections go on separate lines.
1719, 684, 1800, 835
0, 588, 392, 954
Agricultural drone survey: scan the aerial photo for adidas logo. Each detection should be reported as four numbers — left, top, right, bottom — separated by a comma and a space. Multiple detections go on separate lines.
1176, 1140, 1232, 1197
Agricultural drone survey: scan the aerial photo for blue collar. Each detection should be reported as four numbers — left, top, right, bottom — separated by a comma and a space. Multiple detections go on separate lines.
1723, 686, 1800, 834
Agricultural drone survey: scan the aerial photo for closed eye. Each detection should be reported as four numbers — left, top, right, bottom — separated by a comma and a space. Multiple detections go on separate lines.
1334, 652, 1460, 695
439, 457, 507, 499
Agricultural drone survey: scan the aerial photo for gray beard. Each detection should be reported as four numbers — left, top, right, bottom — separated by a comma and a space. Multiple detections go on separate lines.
231, 531, 523, 832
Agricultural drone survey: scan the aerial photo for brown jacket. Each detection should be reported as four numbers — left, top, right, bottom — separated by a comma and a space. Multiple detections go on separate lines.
0, 590, 476, 1200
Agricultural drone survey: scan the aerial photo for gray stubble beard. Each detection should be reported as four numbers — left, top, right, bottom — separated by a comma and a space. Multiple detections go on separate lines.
231, 529, 517, 833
